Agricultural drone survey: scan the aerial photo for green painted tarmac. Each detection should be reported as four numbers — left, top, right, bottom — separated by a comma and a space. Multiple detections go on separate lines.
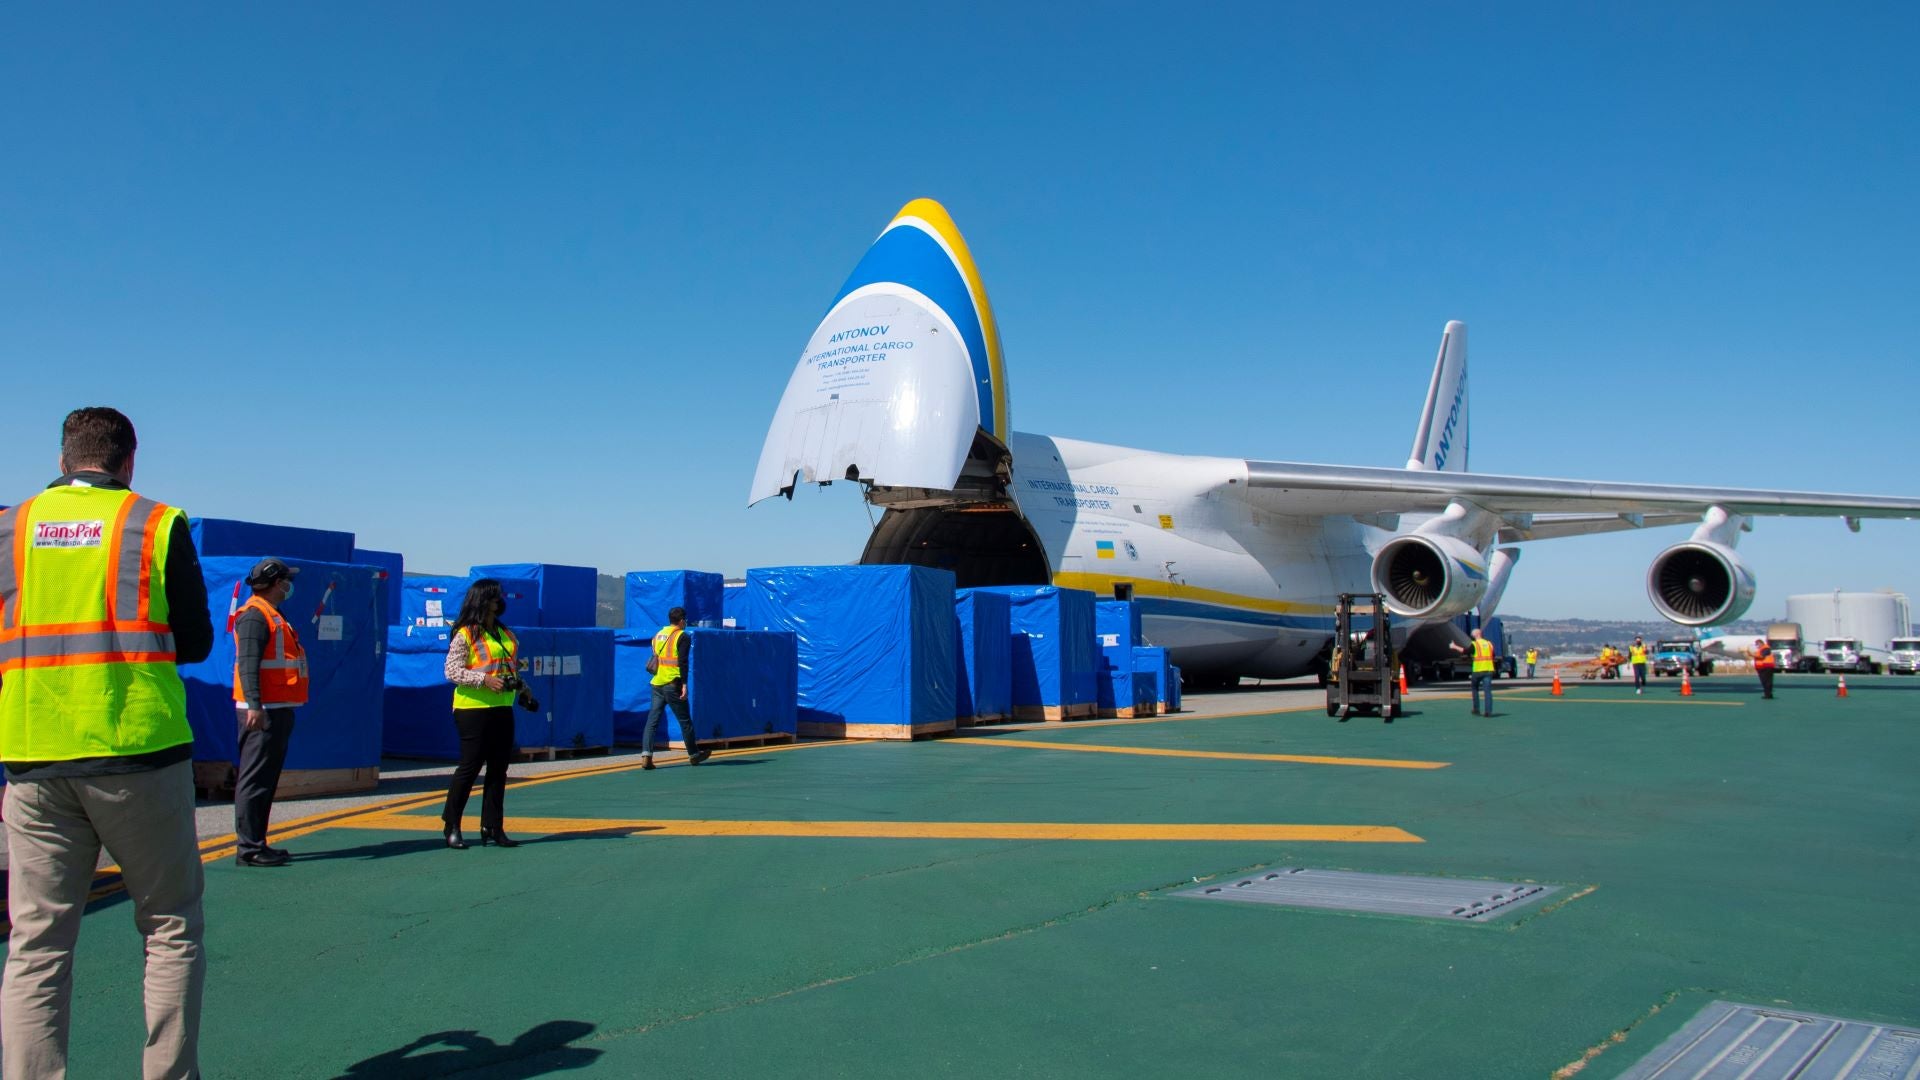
50, 677, 1920, 1078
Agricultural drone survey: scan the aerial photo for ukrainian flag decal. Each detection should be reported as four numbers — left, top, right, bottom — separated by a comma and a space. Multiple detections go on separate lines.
1095, 541, 1116, 559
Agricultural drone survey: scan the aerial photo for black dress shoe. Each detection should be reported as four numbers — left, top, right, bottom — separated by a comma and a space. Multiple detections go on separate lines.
444, 825, 469, 850
482, 828, 520, 848
236, 850, 291, 868
688, 749, 711, 765
265, 845, 291, 858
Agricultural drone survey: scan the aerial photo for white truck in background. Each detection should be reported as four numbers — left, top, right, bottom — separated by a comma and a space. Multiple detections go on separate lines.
1888, 637, 1920, 675
1767, 622, 1812, 672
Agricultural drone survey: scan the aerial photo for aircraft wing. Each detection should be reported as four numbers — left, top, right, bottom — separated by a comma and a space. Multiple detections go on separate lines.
1240, 461, 1920, 540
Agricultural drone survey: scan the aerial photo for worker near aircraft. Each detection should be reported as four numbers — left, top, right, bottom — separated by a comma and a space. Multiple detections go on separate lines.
442, 578, 523, 849
1629, 636, 1650, 695
1524, 647, 1538, 678
640, 607, 709, 770
1449, 628, 1498, 716
1749, 638, 1776, 699
231, 557, 306, 867
0, 407, 213, 1079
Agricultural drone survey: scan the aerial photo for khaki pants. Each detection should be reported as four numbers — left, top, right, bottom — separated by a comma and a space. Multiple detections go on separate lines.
3, 760, 205, 1079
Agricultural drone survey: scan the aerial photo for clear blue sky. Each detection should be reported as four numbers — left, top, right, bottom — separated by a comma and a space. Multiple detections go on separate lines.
4, 4, 1915, 619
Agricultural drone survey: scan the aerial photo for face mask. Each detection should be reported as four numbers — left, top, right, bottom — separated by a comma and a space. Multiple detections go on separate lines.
281, 581, 296, 603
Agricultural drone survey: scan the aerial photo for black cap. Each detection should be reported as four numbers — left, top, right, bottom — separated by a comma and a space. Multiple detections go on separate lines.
246, 558, 300, 586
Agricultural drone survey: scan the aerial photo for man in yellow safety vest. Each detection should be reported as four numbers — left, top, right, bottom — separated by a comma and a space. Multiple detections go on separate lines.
640, 606, 708, 770
1449, 628, 1499, 716
1629, 637, 1650, 694
0, 407, 214, 1079
1525, 647, 1538, 678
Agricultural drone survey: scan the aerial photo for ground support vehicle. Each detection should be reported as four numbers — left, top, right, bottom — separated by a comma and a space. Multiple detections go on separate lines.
1652, 640, 1712, 677
1326, 594, 1400, 721
1819, 638, 1880, 675
1888, 638, 1920, 675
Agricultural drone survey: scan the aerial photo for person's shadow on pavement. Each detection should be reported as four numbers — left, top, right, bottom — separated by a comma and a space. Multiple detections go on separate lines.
336, 1019, 601, 1078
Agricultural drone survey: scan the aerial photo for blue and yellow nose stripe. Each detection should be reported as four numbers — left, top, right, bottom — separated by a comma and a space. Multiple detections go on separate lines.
827, 199, 1009, 440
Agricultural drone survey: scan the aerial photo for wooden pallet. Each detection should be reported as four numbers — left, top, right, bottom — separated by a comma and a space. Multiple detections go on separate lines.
193, 762, 378, 800
512, 745, 612, 763
797, 719, 956, 741
1012, 703, 1099, 723
1097, 703, 1161, 720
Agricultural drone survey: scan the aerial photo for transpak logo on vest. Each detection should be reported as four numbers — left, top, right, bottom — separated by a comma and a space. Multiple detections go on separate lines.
32, 520, 106, 548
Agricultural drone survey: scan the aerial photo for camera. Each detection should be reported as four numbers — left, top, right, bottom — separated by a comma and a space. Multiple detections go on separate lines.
498, 669, 540, 712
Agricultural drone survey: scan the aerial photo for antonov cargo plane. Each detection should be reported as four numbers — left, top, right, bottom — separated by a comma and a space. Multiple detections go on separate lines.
750, 199, 1920, 685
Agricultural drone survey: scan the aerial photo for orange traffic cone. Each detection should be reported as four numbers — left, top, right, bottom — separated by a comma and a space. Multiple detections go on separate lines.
1398, 665, 1409, 694
1680, 671, 1693, 697
1551, 669, 1563, 696
1837, 675, 1848, 698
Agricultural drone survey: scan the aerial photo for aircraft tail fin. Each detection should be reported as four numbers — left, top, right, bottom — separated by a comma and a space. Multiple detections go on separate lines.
1405, 320, 1469, 473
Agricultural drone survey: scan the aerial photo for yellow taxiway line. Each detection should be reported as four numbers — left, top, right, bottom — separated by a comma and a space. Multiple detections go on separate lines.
353, 814, 1425, 844
1498, 695, 1745, 708
950, 737, 1450, 770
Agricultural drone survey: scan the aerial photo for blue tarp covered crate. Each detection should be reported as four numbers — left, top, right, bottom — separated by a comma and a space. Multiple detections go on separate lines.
975, 585, 1099, 721
745, 565, 956, 739
955, 589, 1012, 724
722, 584, 748, 628
352, 548, 405, 626
1133, 671, 1158, 718
624, 571, 725, 630
179, 557, 385, 792
514, 628, 615, 753
469, 563, 598, 628
189, 518, 354, 564
401, 574, 471, 630
383, 625, 459, 760
613, 629, 797, 747
1133, 647, 1179, 713
1095, 600, 1143, 652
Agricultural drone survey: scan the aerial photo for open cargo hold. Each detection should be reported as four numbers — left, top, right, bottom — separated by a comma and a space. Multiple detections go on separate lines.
513, 627, 616, 756
613, 629, 797, 748
382, 624, 459, 760
401, 574, 471, 629
745, 565, 956, 739
180, 556, 385, 797
383, 625, 614, 759
189, 518, 354, 564
469, 563, 598, 628
624, 570, 725, 630
955, 588, 1013, 725
352, 548, 405, 626
1133, 647, 1180, 713
974, 585, 1099, 721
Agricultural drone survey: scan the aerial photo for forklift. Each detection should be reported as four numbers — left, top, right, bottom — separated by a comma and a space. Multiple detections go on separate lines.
1326, 593, 1400, 722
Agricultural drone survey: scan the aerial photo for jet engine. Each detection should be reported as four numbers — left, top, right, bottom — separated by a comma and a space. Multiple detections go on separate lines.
1645, 541, 1756, 626
1371, 535, 1490, 619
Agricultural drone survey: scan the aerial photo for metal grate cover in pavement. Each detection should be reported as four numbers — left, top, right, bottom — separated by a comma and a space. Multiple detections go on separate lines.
1616, 1000, 1920, 1080
1171, 867, 1559, 921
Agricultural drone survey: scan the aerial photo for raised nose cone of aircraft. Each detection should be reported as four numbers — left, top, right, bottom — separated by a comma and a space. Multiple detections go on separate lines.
750, 199, 1011, 504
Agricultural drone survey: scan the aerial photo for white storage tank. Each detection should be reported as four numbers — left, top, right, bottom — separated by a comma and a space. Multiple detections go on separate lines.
1784, 590, 1912, 668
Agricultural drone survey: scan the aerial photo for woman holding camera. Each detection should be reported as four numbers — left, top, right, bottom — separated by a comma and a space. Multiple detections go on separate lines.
441, 579, 523, 849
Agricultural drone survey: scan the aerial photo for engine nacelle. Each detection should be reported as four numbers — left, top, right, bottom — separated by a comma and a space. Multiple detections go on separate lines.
1645, 541, 1756, 626
1371, 535, 1490, 620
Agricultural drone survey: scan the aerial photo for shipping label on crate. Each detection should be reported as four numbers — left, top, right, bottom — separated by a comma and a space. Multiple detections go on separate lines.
424, 600, 443, 617
317, 616, 344, 642
1101, 634, 1120, 647
562, 655, 581, 676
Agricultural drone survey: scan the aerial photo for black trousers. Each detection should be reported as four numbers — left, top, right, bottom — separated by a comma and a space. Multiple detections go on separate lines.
235, 707, 296, 856
443, 706, 515, 831
1757, 666, 1775, 698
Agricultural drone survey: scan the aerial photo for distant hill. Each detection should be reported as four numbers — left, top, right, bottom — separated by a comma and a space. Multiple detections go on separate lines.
1496, 615, 1769, 657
